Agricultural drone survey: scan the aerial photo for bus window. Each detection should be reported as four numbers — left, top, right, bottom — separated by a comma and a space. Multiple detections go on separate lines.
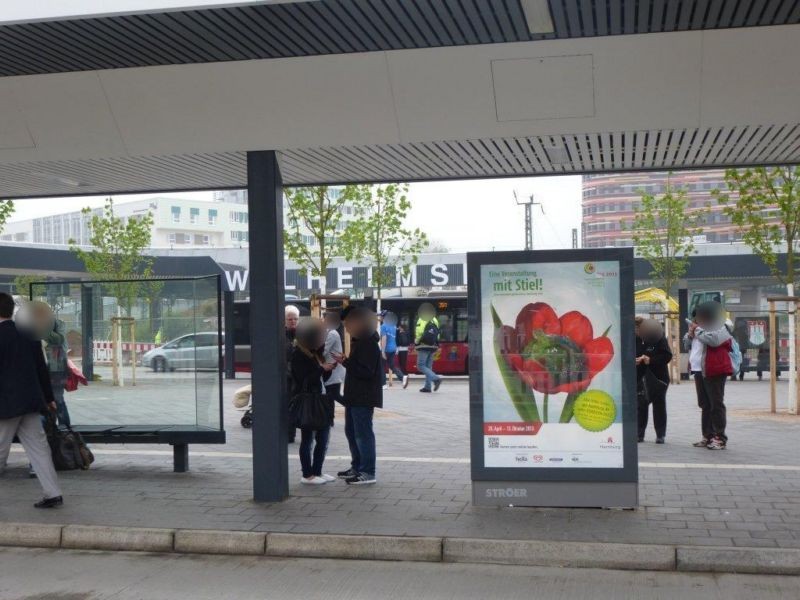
455, 308, 468, 342
437, 312, 454, 342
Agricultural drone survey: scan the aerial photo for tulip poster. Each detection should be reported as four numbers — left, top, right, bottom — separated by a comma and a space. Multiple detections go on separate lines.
479, 259, 624, 469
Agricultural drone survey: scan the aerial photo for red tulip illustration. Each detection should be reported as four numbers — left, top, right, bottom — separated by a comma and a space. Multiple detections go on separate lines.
492, 302, 614, 423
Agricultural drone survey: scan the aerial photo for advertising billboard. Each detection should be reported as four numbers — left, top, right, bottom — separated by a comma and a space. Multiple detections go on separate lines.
468, 249, 637, 507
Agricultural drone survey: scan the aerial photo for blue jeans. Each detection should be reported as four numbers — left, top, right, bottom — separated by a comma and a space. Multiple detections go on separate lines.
344, 406, 375, 477
384, 351, 405, 382
299, 427, 330, 478
416, 348, 440, 390
52, 384, 71, 428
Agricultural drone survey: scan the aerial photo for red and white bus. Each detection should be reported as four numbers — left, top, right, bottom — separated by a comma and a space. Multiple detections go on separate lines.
232, 295, 469, 375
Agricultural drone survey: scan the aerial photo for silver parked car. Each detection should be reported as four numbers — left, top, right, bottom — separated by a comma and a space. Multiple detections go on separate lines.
141, 332, 221, 372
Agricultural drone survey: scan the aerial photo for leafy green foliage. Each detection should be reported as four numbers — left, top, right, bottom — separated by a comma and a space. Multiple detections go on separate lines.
0, 199, 13, 233
69, 198, 155, 314
713, 166, 800, 288
283, 185, 365, 292
630, 178, 706, 296
346, 184, 428, 299
12, 274, 41, 298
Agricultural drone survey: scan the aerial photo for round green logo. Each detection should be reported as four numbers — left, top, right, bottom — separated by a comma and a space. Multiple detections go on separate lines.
573, 389, 616, 432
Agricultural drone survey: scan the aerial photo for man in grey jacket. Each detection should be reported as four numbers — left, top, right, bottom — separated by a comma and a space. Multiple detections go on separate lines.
323, 311, 345, 404
683, 301, 733, 450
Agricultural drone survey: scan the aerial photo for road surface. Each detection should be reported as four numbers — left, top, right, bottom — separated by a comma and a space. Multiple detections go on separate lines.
1, 547, 798, 600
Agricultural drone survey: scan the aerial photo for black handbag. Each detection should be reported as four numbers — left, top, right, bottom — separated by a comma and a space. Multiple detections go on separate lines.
44, 413, 94, 471
288, 372, 330, 431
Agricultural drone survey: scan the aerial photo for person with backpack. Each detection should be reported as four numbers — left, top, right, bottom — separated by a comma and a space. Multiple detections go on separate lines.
0, 293, 63, 508
414, 302, 442, 393
725, 319, 743, 383
683, 301, 734, 450
636, 319, 673, 444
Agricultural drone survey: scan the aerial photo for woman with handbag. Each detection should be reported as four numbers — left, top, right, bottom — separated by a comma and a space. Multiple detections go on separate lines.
289, 318, 335, 485
636, 319, 673, 444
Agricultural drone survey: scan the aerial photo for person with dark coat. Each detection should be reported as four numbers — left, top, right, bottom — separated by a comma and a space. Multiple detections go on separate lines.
285, 305, 300, 444
289, 318, 334, 485
636, 319, 673, 443
332, 306, 382, 485
0, 293, 63, 508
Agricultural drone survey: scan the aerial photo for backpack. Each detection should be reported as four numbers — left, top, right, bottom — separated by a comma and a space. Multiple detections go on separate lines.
729, 338, 743, 374
419, 320, 440, 347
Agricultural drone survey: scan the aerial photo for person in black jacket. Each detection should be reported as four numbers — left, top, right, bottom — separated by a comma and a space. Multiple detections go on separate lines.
332, 306, 382, 485
0, 293, 63, 508
636, 318, 673, 444
289, 318, 334, 485
285, 305, 300, 444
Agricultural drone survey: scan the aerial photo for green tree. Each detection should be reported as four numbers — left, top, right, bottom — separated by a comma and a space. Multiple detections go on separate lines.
714, 166, 800, 412
713, 166, 800, 290
283, 185, 364, 293
629, 179, 706, 299
0, 199, 13, 233
13, 274, 41, 298
69, 198, 155, 315
347, 184, 428, 305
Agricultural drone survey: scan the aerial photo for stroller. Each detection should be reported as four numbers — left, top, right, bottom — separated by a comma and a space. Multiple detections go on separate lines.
232, 385, 253, 428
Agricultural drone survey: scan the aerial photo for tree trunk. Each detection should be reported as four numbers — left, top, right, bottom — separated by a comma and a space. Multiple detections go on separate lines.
788, 281, 797, 414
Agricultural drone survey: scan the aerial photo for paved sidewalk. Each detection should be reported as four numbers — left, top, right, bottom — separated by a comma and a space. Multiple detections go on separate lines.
2, 378, 800, 550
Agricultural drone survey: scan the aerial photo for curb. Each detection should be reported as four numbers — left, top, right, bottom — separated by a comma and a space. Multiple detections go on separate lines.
1, 522, 799, 575
444, 538, 675, 571
267, 533, 442, 562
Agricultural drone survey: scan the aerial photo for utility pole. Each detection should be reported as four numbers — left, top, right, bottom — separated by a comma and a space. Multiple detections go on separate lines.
514, 192, 544, 251
572, 228, 578, 249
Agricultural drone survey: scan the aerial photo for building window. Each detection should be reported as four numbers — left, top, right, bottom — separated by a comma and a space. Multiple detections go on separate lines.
230, 231, 249, 243
229, 211, 248, 224
190, 208, 200, 224
209, 209, 218, 225
171, 206, 181, 223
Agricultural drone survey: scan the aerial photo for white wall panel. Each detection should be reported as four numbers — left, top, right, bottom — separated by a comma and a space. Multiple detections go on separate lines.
699, 25, 800, 127
0, 72, 126, 163
98, 52, 400, 155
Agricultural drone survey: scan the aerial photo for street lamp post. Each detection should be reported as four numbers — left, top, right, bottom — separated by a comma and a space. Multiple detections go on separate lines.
514, 192, 544, 251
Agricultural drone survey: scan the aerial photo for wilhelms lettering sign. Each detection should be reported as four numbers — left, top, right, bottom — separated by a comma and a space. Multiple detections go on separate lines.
223, 263, 465, 292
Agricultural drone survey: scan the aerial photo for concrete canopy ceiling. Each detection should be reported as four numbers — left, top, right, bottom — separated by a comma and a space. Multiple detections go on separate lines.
0, 2, 797, 198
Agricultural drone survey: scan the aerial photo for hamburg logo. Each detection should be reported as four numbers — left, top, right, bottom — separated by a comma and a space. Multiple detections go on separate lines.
584, 263, 595, 275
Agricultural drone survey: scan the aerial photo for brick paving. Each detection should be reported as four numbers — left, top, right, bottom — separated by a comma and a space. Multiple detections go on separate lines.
3, 377, 800, 549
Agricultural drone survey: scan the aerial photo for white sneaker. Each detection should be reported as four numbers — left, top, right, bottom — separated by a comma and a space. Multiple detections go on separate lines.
383, 385, 388, 390
301, 476, 327, 485
402, 375, 409, 389
319, 474, 336, 482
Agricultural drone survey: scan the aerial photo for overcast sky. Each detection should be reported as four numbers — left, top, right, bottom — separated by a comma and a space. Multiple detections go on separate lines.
8, 175, 582, 252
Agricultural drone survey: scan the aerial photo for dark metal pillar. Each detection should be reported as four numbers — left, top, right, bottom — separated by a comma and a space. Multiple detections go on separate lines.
223, 290, 236, 379
247, 151, 288, 502
80, 284, 94, 381
172, 443, 189, 473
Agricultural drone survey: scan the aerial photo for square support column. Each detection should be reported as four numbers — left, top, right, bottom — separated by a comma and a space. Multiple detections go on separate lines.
223, 290, 236, 379
247, 150, 288, 502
